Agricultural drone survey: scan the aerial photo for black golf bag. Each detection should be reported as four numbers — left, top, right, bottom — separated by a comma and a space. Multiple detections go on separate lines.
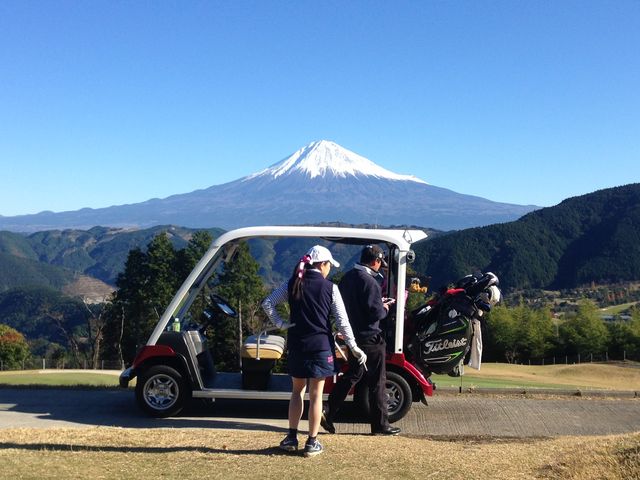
406, 272, 499, 376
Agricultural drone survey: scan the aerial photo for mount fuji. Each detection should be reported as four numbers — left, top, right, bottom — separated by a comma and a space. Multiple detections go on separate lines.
0, 140, 537, 232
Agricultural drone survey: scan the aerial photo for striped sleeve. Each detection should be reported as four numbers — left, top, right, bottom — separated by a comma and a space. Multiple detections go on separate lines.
261, 282, 288, 328
330, 283, 358, 349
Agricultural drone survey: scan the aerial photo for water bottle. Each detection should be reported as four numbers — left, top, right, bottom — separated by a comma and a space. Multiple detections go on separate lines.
172, 317, 180, 332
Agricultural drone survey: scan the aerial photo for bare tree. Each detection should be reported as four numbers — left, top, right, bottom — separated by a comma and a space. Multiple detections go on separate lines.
40, 305, 81, 367
117, 305, 125, 369
81, 298, 108, 369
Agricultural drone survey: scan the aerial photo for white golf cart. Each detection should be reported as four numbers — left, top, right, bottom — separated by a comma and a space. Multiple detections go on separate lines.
119, 225, 434, 422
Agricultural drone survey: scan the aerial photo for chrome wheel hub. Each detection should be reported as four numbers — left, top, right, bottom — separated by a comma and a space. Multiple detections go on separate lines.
144, 374, 179, 410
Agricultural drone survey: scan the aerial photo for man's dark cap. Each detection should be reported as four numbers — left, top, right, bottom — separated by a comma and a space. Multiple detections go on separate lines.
360, 244, 388, 267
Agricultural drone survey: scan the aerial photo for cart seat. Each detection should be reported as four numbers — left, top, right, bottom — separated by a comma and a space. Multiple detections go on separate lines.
242, 334, 285, 360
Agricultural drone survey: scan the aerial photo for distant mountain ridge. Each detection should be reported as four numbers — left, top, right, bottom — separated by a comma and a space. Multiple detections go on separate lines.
0, 140, 537, 232
412, 183, 640, 291
1, 184, 639, 299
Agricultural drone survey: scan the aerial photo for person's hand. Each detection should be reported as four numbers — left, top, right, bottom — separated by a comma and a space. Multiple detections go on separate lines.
350, 346, 368, 366
382, 297, 395, 311
279, 322, 296, 330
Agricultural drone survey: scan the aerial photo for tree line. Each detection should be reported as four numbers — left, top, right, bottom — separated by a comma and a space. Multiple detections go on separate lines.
483, 301, 640, 363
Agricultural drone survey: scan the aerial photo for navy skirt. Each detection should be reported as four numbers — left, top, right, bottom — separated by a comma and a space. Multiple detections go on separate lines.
287, 349, 338, 379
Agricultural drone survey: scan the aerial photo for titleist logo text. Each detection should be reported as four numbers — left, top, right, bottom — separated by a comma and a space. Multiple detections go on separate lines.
422, 338, 467, 354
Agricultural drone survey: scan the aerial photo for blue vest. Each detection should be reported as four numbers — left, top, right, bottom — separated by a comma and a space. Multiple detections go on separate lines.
287, 270, 334, 353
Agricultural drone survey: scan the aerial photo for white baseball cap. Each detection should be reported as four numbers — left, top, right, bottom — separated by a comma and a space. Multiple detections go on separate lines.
306, 245, 340, 267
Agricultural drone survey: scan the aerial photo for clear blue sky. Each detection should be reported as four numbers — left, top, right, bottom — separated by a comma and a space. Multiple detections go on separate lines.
1, 1, 638, 217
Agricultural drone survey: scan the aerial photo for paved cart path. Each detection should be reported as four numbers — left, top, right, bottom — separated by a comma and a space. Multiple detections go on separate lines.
1, 388, 639, 437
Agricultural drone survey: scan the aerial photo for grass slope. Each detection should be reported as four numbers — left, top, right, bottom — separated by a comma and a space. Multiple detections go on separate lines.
0, 428, 638, 480
432, 361, 640, 391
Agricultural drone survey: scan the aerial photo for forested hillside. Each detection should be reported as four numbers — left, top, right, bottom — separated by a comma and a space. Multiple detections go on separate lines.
412, 183, 640, 291
0, 252, 75, 291
0, 287, 87, 345
0, 225, 225, 291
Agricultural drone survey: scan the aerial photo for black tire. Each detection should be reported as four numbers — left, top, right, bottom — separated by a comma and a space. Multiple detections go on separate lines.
385, 371, 413, 423
135, 365, 190, 417
355, 370, 414, 423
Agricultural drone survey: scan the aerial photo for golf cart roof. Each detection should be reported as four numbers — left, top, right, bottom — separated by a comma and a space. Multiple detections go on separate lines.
210, 225, 428, 250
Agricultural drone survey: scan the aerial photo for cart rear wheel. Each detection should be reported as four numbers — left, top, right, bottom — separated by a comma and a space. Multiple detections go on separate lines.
385, 371, 413, 422
355, 370, 413, 423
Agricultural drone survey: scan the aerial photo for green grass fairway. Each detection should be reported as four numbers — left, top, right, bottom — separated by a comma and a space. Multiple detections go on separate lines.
0, 370, 122, 387
599, 301, 638, 315
1, 362, 638, 391
431, 373, 568, 390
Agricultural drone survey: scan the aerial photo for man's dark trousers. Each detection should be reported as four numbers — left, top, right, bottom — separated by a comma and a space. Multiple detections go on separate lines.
327, 333, 389, 432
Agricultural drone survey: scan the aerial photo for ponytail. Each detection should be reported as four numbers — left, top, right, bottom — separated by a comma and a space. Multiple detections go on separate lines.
289, 255, 311, 301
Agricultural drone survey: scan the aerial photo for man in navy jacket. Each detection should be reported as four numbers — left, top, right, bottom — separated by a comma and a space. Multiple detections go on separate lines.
321, 244, 401, 436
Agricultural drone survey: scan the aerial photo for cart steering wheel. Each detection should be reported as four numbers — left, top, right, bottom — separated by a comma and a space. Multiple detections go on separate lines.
207, 293, 237, 318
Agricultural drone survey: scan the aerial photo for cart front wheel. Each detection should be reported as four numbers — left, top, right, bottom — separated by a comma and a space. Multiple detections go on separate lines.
135, 365, 189, 417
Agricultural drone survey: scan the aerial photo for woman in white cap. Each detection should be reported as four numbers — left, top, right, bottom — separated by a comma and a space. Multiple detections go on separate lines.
262, 244, 367, 457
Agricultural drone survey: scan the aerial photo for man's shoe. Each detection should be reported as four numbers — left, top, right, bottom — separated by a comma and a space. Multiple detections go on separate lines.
372, 426, 401, 436
303, 438, 324, 457
279, 435, 299, 452
320, 408, 336, 434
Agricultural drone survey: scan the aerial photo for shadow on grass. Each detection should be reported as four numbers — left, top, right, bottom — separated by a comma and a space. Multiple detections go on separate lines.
0, 441, 289, 456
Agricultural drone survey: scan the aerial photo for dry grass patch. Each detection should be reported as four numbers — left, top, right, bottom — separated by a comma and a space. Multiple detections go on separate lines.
465, 362, 640, 391
538, 433, 640, 479
0, 427, 638, 480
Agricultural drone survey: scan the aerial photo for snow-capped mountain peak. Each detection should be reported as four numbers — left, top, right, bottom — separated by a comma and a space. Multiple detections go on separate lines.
247, 140, 427, 184
0, 139, 538, 233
